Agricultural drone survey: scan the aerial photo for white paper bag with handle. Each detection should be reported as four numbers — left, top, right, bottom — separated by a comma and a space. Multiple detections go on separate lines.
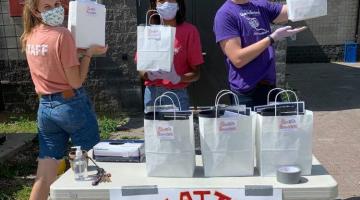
68, 0, 106, 48
199, 90, 255, 177
256, 90, 313, 176
287, 0, 327, 22
137, 11, 175, 72
144, 93, 195, 177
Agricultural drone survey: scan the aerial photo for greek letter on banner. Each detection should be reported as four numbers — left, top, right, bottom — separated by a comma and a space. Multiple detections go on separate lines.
110, 188, 283, 200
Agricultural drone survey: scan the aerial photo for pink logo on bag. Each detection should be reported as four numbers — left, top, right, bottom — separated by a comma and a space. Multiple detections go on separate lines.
147, 28, 161, 40
86, 6, 97, 15
156, 125, 175, 140
157, 127, 171, 134
219, 120, 237, 132
279, 118, 298, 130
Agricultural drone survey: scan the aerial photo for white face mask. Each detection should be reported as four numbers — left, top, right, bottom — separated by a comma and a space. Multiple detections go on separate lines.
156, 2, 179, 20
40, 6, 64, 27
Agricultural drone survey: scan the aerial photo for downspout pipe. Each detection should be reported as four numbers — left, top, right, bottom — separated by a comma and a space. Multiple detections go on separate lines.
355, 0, 360, 42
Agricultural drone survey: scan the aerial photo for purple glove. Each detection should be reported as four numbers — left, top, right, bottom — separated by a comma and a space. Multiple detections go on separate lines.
270, 26, 307, 42
147, 71, 163, 81
158, 65, 181, 84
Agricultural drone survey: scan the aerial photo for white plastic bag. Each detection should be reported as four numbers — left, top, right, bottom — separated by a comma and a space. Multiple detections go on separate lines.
144, 94, 195, 177
199, 90, 255, 177
68, 0, 106, 48
256, 90, 313, 176
287, 0, 327, 21
137, 11, 175, 72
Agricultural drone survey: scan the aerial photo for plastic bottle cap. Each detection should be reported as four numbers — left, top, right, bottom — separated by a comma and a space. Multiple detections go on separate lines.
74, 146, 82, 157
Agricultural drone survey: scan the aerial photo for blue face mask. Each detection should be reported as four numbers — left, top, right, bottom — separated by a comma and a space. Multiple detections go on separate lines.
40, 6, 64, 27
156, 2, 179, 20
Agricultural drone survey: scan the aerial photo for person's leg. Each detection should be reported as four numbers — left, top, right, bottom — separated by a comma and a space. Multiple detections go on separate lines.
30, 101, 68, 200
155, 88, 190, 111
171, 88, 190, 111
232, 90, 255, 108
144, 87, 190, 111
252, 85, 276, 106
144, 86, 159, 113
30, 159, 60, 200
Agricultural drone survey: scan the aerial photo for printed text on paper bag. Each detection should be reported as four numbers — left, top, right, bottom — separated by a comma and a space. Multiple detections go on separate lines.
279, 118, 298, 131
156, 123, 175, 140
218, 120, 238, 134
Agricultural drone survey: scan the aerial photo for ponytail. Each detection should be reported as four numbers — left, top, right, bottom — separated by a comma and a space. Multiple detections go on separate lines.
20, 0, 41, 52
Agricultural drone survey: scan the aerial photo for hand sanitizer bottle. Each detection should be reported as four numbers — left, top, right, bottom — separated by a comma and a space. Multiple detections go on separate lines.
73, 146, 87, 181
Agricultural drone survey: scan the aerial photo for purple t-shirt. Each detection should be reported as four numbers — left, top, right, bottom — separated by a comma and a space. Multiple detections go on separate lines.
213, 0, 283, 93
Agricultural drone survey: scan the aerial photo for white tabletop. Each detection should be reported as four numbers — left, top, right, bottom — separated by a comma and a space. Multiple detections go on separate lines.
50, 154, 338, 200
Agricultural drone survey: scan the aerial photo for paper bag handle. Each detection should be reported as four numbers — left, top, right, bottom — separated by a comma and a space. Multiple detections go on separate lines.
145, 10, 163, 26
267, 88, 291, 104
159, 91, 182, 111
274, 90, 299, 116
153, 94, 176, 120
145, 10, 156, 26
215, 89, 238, 105
215, 91, 241, 118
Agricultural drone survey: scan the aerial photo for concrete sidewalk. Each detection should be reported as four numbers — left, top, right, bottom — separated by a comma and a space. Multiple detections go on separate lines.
286, 62, 360, 199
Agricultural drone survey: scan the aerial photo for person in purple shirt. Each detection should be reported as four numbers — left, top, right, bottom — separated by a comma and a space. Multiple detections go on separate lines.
214, 0, 306, 107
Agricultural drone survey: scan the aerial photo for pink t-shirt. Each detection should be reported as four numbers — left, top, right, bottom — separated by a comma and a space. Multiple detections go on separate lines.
145, 22, 204, 89
25, 24, 80, 95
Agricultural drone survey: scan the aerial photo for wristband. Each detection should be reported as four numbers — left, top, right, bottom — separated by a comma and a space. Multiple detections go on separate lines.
268, 35, 275, 45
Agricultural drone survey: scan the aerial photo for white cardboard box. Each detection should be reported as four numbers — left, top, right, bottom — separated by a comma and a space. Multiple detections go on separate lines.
93, 140, 145, 162
287, 0, 327, 22
68, 0, 106, 48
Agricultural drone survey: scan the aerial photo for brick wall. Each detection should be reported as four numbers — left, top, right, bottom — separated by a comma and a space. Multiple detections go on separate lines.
0, 0, 142, 113
268, 1, 287, 87
272, 26, 287, 87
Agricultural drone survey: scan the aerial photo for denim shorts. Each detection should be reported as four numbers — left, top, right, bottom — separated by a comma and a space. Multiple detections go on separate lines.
37, 87, 100, 160
144, 86, 190, 112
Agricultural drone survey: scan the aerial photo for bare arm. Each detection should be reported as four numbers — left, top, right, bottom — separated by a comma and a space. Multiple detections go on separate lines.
219, 23, 306, 69
64, 45, 108, 88
139, 66, 201, 83
64, 55, 91, 88
219, 37, 271, 69
180, 66, 201, 83
139, 71, 148, 80
273, 5, 288, 24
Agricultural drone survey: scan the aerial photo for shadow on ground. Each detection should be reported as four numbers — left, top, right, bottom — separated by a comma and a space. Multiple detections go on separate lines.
286, 63, 360, 111
116, 116, 143, 131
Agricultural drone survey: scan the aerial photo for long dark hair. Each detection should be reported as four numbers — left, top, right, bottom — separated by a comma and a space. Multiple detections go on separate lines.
148, 0, 186, 25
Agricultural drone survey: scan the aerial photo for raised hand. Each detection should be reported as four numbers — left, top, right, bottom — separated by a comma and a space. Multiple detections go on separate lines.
158, 65, 181, 84
86, 45, 108, 57
270, 26, 307, 42
147, 71, 163, 81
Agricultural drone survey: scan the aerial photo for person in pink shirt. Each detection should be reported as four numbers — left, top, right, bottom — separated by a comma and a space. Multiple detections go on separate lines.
140, 0, 204, 111
20, 0, 107, 199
